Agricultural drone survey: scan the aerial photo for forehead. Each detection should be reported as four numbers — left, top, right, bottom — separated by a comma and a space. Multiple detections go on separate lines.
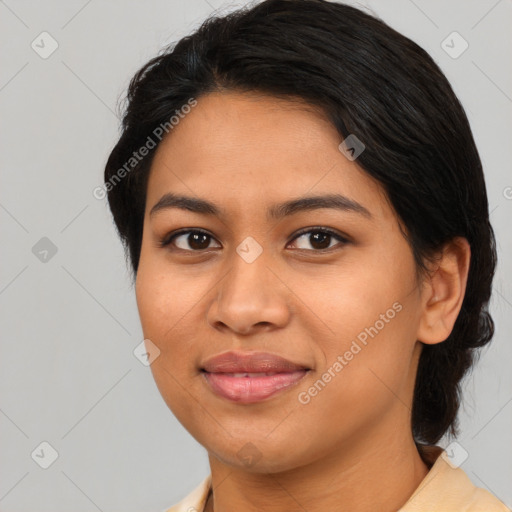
145, 91, 391, 222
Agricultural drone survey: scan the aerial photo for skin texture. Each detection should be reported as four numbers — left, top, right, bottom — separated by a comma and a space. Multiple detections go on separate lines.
135, 91, 470, 512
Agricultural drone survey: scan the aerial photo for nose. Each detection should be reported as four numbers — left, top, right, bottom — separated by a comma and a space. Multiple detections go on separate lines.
206, 249, 291, 336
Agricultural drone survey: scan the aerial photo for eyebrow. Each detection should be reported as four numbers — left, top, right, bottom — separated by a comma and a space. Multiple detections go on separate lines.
149, 192, 372, 220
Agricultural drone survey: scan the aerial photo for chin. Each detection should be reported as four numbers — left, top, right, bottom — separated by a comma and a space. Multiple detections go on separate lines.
204, 434, 318, 474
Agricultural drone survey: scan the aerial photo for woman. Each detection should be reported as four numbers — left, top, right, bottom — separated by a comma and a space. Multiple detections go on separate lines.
103, 0, 507, 510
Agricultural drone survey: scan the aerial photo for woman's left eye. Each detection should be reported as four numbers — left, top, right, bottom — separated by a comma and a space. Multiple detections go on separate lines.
288, 228, 348, 252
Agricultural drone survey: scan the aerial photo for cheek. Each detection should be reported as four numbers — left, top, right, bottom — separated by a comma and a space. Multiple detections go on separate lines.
134, 252, 222, 363
135, 256, 205, 340
135, 263, 207, 423
293, 249, 417, 348
290, 304, 419, 456
291, 249, 421, 409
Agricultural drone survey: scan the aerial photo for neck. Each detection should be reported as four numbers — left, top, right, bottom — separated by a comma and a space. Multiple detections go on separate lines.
204, 425, 431, 512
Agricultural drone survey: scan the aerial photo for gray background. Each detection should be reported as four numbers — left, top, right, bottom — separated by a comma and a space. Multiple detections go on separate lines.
0, 0, 511, 510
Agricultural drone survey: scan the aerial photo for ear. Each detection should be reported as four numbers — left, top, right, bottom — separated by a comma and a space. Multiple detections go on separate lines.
416, 237, 471, 345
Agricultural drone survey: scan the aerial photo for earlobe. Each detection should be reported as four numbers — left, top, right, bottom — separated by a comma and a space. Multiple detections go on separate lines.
416, 237, 471, 345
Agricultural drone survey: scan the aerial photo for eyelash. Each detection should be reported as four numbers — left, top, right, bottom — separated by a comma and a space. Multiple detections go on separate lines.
158, 226, 349, 253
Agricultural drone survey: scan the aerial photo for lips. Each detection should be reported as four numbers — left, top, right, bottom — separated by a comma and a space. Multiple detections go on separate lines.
200, 351, 311, 403
201, 350, 310, 373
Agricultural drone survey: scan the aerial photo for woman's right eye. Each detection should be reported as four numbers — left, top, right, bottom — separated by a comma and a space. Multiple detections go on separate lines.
160, 230, 221, 252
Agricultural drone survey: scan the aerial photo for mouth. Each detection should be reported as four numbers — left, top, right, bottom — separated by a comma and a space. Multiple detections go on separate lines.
201, 370, 310, 403
200, 351, 311, 403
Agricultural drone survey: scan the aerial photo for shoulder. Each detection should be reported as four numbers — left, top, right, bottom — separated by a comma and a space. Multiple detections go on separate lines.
399, 446, 509, 512
162, 474, 212, 512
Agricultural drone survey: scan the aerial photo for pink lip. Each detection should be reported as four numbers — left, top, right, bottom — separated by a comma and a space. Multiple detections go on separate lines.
201, 350, 309, 373
202, 371, 309, 403
201, 351, 311, 403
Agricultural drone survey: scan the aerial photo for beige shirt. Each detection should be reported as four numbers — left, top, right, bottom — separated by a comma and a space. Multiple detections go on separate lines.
164, 446, 509, 512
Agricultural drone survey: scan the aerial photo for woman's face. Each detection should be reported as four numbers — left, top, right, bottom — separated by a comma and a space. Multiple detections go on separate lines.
135, 91, 427, 472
